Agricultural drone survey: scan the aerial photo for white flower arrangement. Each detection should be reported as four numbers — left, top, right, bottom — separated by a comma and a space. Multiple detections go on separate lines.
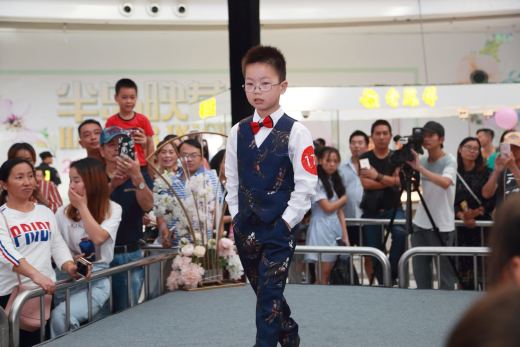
151, 133, 243, 290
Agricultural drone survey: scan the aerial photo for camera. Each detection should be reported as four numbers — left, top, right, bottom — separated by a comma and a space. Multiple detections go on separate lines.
389, 127, 424, 166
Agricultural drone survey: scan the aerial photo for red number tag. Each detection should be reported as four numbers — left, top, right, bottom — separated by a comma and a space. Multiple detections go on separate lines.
301, 146, 317, 175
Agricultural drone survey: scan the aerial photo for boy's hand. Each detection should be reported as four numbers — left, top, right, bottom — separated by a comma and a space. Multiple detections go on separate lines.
131, 128, 147, 145
282, 219, 291, 231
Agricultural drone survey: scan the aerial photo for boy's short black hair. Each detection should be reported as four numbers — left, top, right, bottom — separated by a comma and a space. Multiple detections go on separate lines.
370, 119, 392, 135
476, 128, 495, 139
349, 130, 369, 145
78, 119, 102, 136
241, 45, 286, 82
115, 78, 138, 95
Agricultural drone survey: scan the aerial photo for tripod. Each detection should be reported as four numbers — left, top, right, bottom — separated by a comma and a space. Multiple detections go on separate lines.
385, 164, 463, 288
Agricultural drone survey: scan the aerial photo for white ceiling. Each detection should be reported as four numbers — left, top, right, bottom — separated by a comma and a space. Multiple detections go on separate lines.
0, 0, 519, 30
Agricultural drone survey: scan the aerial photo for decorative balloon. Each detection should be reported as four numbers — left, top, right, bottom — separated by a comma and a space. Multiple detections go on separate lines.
494, 108, 518, 129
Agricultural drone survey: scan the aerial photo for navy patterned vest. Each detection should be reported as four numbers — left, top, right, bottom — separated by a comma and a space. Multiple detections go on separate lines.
237, 114, 296, 224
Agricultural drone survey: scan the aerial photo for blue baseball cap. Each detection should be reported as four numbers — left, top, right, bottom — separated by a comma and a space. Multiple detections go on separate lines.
99, 126, 127, 145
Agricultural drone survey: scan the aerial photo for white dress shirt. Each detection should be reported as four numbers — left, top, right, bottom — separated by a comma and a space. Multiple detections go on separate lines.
225, 107, 317, 228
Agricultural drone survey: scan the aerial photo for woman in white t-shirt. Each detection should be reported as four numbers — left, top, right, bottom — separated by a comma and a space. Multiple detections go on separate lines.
51, 158, 122, 337
0, 158, 77, 346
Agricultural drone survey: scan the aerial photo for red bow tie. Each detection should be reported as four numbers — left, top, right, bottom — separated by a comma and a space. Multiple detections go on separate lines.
250, 116, 274, 135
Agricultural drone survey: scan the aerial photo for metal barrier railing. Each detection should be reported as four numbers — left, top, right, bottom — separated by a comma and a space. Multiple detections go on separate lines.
142, 244, 179, 254
8, 252, 177, 347
345, 218, 494, 247
294, 245, 392, 287
398, 246, 491, 290
0, 307, 8, 347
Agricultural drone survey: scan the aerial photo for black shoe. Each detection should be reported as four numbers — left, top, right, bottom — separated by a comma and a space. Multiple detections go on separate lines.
280, 334, 300, 347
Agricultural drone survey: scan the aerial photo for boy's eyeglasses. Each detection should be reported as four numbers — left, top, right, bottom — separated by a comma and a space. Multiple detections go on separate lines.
242, 82, 282, 93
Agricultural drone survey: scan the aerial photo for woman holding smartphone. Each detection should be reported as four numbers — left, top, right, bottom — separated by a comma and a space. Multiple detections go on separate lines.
483, 132, 520, 207
0, 158, 77, 346
454, 137, 495, 289
51, 158, 122, 337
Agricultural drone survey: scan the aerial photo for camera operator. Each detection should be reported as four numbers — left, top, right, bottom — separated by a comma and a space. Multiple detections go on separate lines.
406, 121, 457, 289
359, 120, 406, 284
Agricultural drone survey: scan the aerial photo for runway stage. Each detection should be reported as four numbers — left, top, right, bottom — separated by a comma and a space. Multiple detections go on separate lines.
42, 285, 480, 347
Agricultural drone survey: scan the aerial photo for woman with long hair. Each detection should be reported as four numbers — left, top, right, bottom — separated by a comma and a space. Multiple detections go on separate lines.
0, 158, 77, 346
7, 142, 63, 213
305, 146, 349, 285
51, 157, 122, 337
455, 137, 496, 289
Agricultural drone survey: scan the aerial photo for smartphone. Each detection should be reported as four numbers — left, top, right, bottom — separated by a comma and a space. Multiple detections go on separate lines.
118, 134, 136, 160
128, 128, 141, 137
359, 158, 370, 170
500, 143, 511, 156
76, 257, 92, 277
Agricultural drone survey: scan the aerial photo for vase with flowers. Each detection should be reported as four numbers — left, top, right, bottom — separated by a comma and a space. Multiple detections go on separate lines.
150, 132, 244, 291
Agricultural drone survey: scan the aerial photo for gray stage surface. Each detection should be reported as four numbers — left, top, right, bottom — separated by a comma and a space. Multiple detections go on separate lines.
42, 285, 480, 347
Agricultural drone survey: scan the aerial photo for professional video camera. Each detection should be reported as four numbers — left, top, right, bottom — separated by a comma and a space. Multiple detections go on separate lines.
389, 127, 424, 166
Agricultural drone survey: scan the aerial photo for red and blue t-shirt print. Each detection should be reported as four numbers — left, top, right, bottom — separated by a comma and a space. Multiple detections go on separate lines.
10, 221, 51, 247
0, 220, 52, 266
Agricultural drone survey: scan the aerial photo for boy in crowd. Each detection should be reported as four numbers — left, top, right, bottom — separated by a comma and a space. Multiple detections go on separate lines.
78, 119, 103, 162
106, 78, 155, 176
225, 45, 317, 347
37, 151, 61, 186
407, 121, 458, 289
99, 126, 153, 311
359, 120, 406, 284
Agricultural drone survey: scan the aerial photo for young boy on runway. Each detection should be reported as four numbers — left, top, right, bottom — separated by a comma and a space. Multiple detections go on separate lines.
225, 45, 317, 347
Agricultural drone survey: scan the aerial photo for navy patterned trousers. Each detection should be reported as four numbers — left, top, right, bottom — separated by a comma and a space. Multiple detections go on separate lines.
234, 214, 299, 347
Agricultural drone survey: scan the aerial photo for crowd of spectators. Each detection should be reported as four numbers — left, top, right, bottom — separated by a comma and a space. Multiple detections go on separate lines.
0, 78, 518, 346
306, 120, 519, 288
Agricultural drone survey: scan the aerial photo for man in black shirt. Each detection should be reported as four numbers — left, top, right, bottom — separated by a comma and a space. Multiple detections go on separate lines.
359, 119, 406, 285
